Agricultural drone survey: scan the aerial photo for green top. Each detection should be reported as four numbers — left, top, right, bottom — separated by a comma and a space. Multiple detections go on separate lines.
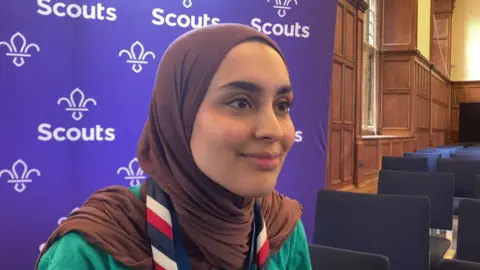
38, 186, 312, 270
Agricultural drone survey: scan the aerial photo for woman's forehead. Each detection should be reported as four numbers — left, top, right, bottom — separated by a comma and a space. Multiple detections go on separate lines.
210, 41, 290, 86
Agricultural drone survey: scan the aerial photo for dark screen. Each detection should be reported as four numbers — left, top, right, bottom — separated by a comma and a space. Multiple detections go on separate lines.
459, 103, 480, 143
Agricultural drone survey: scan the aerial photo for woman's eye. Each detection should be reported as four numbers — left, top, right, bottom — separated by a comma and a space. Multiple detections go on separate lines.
229, 99, 251, 109
277, 101, 291, 112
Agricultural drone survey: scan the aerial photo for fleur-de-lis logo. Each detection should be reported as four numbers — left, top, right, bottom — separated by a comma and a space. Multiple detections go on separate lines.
183, 0, 192, 8
118, 41, 156, 74
0, 159, 40, 193
57, 88, 97, 121
268, 0, 298, 17
0, 32, 40, 67
117, 157, 146, 187
39, 207, 79, 252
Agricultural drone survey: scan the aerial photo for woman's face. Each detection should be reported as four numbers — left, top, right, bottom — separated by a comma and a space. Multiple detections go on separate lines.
190, 41, 295, 197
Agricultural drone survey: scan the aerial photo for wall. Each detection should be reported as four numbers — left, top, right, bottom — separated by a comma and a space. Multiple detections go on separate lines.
418, 0, 431, 60
326, 0, 368, 190
451, 0, 480, 81
327, 0, 480, 187
365, 0, 451, 184
356, 54, 450, 185
326, 0, 453, 188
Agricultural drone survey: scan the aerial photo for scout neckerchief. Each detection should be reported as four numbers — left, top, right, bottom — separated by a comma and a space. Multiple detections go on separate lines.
146, 179, 270, 270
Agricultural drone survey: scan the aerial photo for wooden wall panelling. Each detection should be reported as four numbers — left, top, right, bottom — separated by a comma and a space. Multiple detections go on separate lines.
447, 77, 452, 144
431, 0, 455, 76
414, 55, 432, 150
353, 5, 366, 187
356, 137, 417, 186
355, 49, 452, 187
327, 0, 358, 190
434, 0, 455, 11
356, 140, 379, 187
430, 67, 450, 146
345, 0, 456, 190
355, 2, 365, 137
450, 85, 464, 142
382, 0, 418, 51
379, 51, 413, 136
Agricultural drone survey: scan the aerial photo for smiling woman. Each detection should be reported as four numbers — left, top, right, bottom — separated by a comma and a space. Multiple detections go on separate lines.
36, 24, 311, 270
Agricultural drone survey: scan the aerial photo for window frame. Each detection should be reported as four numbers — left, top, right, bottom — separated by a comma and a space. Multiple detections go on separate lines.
361, 0, 380, 135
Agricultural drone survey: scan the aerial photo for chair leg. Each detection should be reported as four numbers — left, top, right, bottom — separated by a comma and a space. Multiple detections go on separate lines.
451, 216, 458, 250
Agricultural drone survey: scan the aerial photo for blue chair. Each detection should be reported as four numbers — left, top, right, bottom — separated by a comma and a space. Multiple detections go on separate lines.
378, 170, 454, 268
382, 156, 429, 172
313, 190, 430, 270
438, 259, 480, 270
452, 155, 480, 160
403, 152, 441, 172
457, 199, 480, 264
419, 149, 455, 158
308, 244, 390, 270
452, 151, 480, 160
437, 159, 480, 214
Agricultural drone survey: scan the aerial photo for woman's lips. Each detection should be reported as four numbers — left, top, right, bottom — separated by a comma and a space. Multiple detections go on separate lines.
241, 152, 281, 170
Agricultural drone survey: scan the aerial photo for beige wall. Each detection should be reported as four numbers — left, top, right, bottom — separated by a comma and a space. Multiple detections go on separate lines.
417, 0, 431, 60
451, 0, 480, 81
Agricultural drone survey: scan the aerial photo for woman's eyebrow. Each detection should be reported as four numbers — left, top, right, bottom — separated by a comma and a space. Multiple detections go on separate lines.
219, 81, 292, 95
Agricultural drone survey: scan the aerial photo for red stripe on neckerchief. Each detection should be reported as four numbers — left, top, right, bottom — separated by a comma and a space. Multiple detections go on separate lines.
146, 180, 178, 270
254, 202, 270, 269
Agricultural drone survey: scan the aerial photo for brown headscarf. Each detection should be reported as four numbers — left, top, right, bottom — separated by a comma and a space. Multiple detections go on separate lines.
36, 23, 303, 270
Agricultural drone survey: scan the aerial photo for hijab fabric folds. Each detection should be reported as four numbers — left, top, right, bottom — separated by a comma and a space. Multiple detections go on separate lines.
36, 23, 303, 270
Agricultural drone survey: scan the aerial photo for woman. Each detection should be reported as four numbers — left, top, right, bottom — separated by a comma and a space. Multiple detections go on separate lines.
36, 23, 311, 270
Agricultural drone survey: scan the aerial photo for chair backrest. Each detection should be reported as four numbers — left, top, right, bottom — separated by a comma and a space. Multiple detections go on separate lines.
313, 190, 430, 270
453, 150, 480, 156
437, 159, 480, 198
457, 199, 480, 263
419, 148, 456, 158
474, 175, 480, 199
452, 155, 480, 160
308, 244, 390, 270
381, 156, 429, 172
435, 145, 464, 149
378, 170, 454, 230
402, 152, 441, 172
438, 259, 480, 270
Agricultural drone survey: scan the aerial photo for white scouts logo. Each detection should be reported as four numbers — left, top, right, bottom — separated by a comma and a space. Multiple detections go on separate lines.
0, 159, 40, 193
183, 0, 192, 8
37, 88, 116, 142
57, 88, 97, 121
36, 0, 117, 21
151, 0, 221, 29
268, 0, 298, 17
119, 41, 156, 74
251, 0, 310, 39
0, 32, 40, 67
117, 157, 146, 187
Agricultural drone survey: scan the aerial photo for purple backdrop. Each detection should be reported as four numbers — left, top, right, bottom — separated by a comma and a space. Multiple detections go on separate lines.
0, 0, 336, 268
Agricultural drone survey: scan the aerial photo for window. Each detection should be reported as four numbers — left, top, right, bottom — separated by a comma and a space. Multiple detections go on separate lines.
362, 0, 379, 133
